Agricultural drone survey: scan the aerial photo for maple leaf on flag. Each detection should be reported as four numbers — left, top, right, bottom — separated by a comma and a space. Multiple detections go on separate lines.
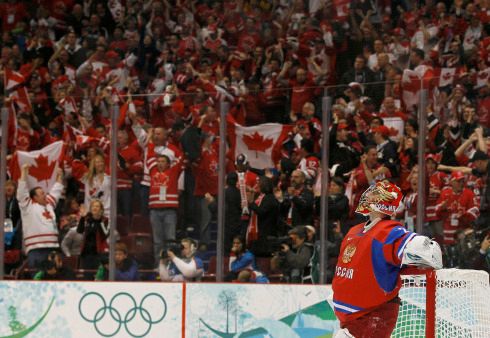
29, 154, 56, 186
388, 127, 399, 137
242, 132, 274, 158
403, 73, 421, 94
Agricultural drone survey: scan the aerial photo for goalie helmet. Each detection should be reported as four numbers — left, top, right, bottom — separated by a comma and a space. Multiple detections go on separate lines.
355, 181, 403, 216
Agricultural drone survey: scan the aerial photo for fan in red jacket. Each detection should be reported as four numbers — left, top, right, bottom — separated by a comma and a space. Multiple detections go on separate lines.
147, 144, 184, 265
333, 181, 443, 338
435, 171, 479, 246
117, 130, 143, 216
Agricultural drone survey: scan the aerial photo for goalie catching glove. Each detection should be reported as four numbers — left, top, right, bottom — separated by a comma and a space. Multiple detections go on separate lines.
401, 235, 443, 270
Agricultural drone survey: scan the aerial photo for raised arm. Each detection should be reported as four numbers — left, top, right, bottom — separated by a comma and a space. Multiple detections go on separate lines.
47, 168, 65, 207
16, 164, 31, 209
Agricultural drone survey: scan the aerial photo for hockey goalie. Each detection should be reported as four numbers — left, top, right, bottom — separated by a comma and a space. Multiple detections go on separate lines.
332, 181, 443, 338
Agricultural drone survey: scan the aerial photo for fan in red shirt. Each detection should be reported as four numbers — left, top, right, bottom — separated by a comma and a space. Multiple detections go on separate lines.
16, 114, 41, 151
192, 134, 219, 243
435, 171, 479, 246
288, 67, 318, 122
379, 96, 408, 122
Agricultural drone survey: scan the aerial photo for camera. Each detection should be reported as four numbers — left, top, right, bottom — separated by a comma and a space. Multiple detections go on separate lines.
160, 242, 184, 259
271, 236, 293, 257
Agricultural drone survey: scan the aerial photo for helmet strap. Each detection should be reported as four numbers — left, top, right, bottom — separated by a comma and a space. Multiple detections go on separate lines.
363, 214, 384, 232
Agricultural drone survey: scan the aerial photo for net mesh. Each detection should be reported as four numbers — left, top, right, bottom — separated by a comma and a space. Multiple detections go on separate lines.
392, 269, 490, 338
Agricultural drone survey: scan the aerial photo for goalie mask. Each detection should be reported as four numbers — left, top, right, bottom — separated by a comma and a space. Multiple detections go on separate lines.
355, 181, 402, 216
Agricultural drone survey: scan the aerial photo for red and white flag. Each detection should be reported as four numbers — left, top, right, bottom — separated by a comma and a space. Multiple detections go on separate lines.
75, 134, 110, 151
334, 0, 351, 21
10, 141, 65, 190
402, 69, 422, 111
475, 68, 490, 89
7, 102, 18, 149
58, 96, 78, 115
228, 117, 292, 169
63, 124, 84, 143
10, 86, 32, 112
437, 68, 456, 87
4, 68, 25, 90
402, 65, 435, 111
4, 69, 32, 112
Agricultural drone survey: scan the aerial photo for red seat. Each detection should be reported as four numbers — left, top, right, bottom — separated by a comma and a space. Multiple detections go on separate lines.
116, 215, 131, 236
207, 256, 230, 275
130, 214, 151, 234
62, 256, 79, 270
256, 257, 272, 276
121, 233, 154, 268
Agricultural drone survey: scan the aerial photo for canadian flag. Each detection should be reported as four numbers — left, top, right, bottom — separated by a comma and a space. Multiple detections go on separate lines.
4, 69, 32, 112
228, 116, 292, 169
10, 141, 65, 190
475, 68, 490, 89
118, 100, 136, 128
7, 102, 18, 149
334, 0, 351, 21
402, 65, 435, 111
75, 135, 110, 152
437, 68, 456, 88
63, 124, 84, 143
58, 96, 78, 115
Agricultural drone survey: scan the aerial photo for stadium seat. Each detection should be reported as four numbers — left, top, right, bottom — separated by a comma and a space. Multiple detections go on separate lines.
130, 214, 151, 234
121, 233, 154, 268
116, 215, 131, 236
255, 257, 273, 276
62, 256, 79, 270
207, 256, 230, 275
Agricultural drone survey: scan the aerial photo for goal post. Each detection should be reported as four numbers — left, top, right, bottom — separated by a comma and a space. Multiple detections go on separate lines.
393, 268, 490, 338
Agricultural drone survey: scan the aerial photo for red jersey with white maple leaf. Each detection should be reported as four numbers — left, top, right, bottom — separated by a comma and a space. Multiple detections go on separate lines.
426, 171, 448, 221
193, 147, 219, 196
117, 141, 143, 190
435, 187, 479, 245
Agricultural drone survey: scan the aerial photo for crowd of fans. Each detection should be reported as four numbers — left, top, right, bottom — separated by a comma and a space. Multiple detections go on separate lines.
1, 0, 490, 283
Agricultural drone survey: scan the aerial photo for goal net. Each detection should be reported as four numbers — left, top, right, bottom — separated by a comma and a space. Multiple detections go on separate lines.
392, 268, 490, 338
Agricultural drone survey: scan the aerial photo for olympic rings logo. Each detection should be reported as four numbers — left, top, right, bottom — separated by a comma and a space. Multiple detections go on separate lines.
78, 292, 167, 337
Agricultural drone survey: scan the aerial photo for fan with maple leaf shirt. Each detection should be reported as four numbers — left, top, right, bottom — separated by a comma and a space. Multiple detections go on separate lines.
10, 141, 65, 191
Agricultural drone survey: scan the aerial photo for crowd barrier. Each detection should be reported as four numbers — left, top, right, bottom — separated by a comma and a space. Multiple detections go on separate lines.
0, 281, 339, 338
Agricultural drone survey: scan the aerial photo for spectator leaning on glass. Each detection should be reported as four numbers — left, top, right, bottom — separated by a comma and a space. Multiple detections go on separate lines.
159, 238, 204, 282
17, 164, 64, 269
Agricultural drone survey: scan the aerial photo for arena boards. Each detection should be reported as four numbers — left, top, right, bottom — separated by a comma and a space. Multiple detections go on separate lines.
0, 281, 337, 338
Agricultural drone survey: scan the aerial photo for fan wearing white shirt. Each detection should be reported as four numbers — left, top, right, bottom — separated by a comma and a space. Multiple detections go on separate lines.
17, 164, 64, 269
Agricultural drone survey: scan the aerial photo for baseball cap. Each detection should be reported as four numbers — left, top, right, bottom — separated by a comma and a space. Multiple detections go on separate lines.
450, 171, 465, 181
425, 153, 441, 162
105, 50, 119, 59
372, 125, 390, 137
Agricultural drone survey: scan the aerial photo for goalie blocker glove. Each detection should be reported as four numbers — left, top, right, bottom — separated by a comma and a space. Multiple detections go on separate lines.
401, 235, 443, 270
